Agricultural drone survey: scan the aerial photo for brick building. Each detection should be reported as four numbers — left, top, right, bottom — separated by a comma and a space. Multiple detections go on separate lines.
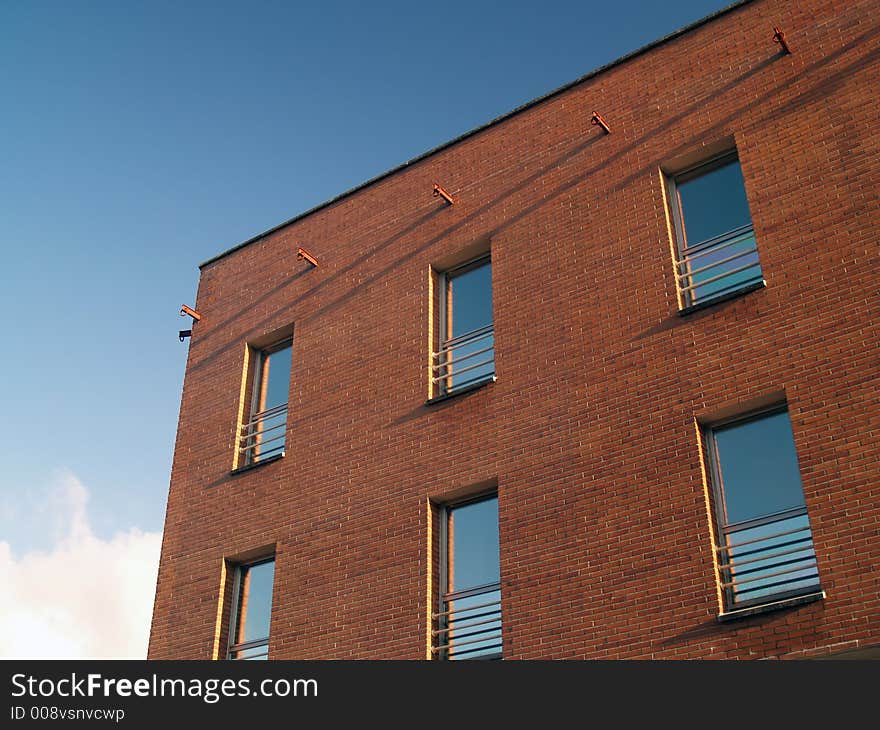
148, 0, 880, 660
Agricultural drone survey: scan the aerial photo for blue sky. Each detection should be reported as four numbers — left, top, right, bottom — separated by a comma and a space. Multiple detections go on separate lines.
0, 0, 736, 657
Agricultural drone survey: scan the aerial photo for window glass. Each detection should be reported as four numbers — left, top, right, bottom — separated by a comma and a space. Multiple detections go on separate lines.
234, 559, 275, 646
448, 496, 500, 592
672, 154, 762, 307
677, 158, 752, 244
438, 495, 502, 660
448, 260, 493, 338
714, 410, 806, 524
260, 344, 292, 412
708, 409, 820, 608
437, 257, 494, 394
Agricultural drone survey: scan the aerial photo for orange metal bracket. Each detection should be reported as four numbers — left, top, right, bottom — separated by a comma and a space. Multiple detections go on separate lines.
433, 184, 455, 205
773, 26, 791, 54
180, 304, 201, 321
591, 112, 611, 134
297, 247, 319, 267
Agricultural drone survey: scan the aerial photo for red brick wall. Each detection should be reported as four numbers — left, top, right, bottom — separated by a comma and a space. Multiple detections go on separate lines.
148, 0, 880, 659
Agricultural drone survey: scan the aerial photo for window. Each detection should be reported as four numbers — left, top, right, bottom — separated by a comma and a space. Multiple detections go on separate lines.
238, 338, 292, 466
704, 407, 821, 613
433, 494, 502, 660
432, 254, 495, 397
668, 151, 763, 310
227, 557, 275, 660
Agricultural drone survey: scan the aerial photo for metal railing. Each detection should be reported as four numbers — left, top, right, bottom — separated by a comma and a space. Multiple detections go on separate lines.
228, 637, 269, 660
717, 509, 820, 607
432, 324, 495, 395
676, 224, 762, 306
432, 583, 502, 660
238, 402, 288, 465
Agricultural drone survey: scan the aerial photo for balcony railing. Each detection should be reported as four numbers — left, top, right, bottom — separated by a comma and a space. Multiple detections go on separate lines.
717, 508, 820, 607
228, 637, 269, 660
432, 324, 495, 395
238, 402, 288, 465
676, 224, 762, 307
432, 583, 502, 660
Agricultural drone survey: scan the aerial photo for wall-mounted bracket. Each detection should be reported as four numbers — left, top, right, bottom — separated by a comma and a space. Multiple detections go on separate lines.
773, 26, 791, 54
179, 329, 192, 342
297, 247, 319, 267
591, 111, 611, 134
180, 304, 201, 322
433, 183, 455, 206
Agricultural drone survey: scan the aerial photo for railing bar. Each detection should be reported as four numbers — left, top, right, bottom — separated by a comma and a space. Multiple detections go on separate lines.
433, 596, 501, 620
240, 421, 287, 439
678, 234, 755, 264
432, 344, 495, 369
440, 626, 502, 645
439, 324, 494, 349
724, 536, 814, 562
441, 583, 500, 602
242, 418, 288, 434
247, 403, 289, 420
678, 224, 754, 257
725, 507, 808, 532
433, 614, 502, 636
721, 561, 818, 589
228, 638, 269, 652
431, 357, 495, 383
677, 247, 758, 280
436, 331, 494, 354
444, 641, 503, 658
734, 574, 820, 597
719, 543, 817, 571
723, 554, 816, 580
445, 608, 502, 624
239, 433, 286, 452
679, 261, 762, 293
432, 602, 501, 622
718, 525, 812, 552
687, 277, 764, 306
432, 632, 503, 652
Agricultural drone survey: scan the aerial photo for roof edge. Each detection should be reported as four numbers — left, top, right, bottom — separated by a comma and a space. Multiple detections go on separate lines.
199, 0, 754, 269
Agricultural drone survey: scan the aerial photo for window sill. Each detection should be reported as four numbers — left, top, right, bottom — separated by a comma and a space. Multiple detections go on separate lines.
717, 590, 825, 623
230, 452, 284, 476
425, 376, 495, 406
678, 280, 766, 317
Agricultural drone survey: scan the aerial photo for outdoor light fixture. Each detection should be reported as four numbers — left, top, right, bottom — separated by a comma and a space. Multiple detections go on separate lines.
773, 26, 792, 54
296, 247, 319, 267
591, 111, 611, 134
433, 183, 455, 205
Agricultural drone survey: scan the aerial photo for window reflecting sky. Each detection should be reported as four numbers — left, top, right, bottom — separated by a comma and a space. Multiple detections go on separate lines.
262, 344, 292, 411
714, 411, 806, 525
449, 260, 492, 337
448, 496, 500, 592
236, 560, 275, 643
678, 158, 752, 245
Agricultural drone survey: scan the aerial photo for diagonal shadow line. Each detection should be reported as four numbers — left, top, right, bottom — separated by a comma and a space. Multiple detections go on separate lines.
626, 38, 880, 342
300, 23, 880, 330
188, 22, 880, 380
186, 207, 442, 374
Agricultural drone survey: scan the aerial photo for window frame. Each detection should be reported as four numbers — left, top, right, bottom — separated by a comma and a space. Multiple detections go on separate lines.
240, 336, 292, 468
226, 556, 275, 660
702, 404, 822, 613
433, 252, 495, 399
667, 149, 764, 312
434, 491, 502, 661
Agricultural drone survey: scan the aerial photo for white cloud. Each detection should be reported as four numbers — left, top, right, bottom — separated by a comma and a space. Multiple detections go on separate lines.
0, 471, 162, 659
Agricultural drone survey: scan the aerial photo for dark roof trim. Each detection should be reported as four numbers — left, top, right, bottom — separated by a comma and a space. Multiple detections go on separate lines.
200, 0, 753, 269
